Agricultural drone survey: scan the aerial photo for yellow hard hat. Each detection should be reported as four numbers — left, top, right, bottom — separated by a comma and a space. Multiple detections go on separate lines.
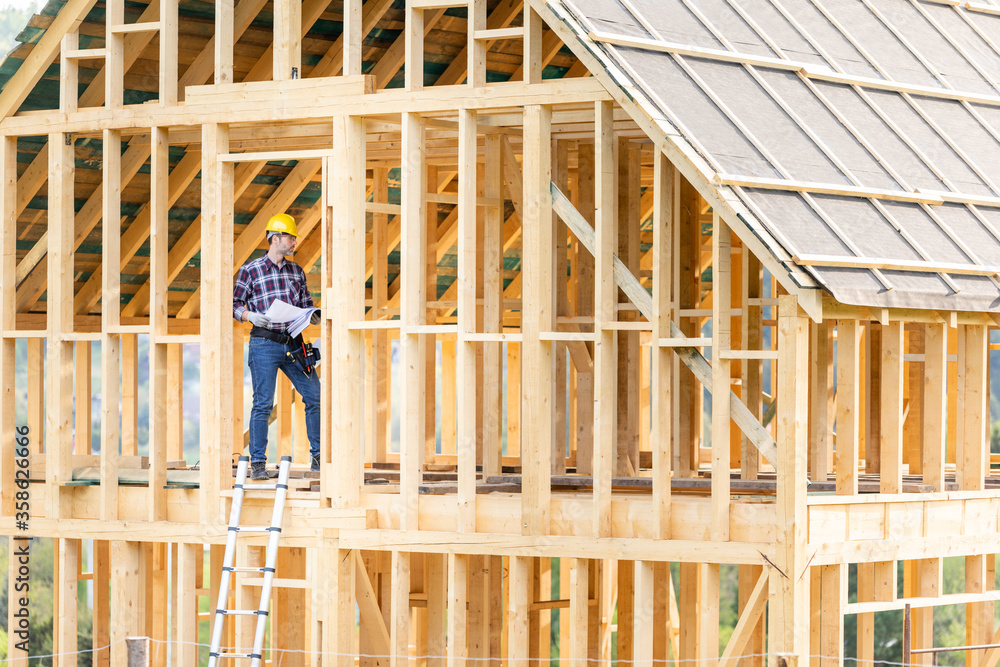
265, 213, 298, 237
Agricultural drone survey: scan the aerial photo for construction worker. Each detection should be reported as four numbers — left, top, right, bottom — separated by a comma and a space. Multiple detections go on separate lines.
233, 213, 321, 480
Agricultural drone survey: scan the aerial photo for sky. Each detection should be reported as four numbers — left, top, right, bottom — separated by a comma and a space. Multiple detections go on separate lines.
0, 0, 39, 10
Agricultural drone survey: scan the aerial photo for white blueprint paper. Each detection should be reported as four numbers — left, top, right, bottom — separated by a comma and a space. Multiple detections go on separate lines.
263, 299, 319, 338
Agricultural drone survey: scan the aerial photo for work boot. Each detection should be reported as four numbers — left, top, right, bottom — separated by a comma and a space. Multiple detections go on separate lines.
250, 461, 277, 480
310, 454, 321, 472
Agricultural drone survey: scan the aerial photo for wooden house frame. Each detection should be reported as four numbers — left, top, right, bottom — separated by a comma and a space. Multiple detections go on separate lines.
4, 0, 1000, 663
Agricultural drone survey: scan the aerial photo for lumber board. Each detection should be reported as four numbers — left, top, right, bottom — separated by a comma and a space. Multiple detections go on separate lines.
520, 103, 553, 535
551, 181, 779, 466
0, 79, 612, 136
0, 0, 98, 119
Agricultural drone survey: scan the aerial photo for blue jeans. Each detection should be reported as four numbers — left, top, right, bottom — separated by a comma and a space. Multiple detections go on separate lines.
247, 336, 321, 463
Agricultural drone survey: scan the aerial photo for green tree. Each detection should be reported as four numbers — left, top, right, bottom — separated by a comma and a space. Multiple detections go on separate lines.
0, 1, 43, 57
0, 538, 93, 666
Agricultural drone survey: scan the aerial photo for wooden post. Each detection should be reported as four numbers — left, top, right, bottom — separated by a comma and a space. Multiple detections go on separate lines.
343, 0, 362, 76
911, 558, 939, 666
401, 112, 427, 530
390, 551, 410, 667
482, 134, 503, 477
568, 558, 589, 666
94, 541, 110, 667
856, 563, 874, 666
836, 320, 860, 496
677, 178, 701, 477
214, 0, 233, 83
110, 541, 142, 667
122, 334, 139, 456
508, 556, 530, 667
448, 553, 469, 666
508, 342, 521, 458
553, 139, 569, 475
866, 323, 882, 475
617, 560, 634, 665
769, 295, 810, 660
159, 0, 178, 105
426, 164, 439, 468
405, 1, 424, 91
457, 108, 478, 532
149, 543, 168, 667
818, 564, 844, 667
0, 136, 15, 519
633, 561, 654, 666
320, 546, 354, 667
57, 538, 80, 667
905, 325, 924, 475
741, 248, 762, 480
958, 324, 987, 491
616, 139, 639, 477
592, 100, 616, 538
371, 167, 390, 466
881, 322, 904, 494
575, 142, 595, 476
947, 324, 958, 466
148, 126, 169, 522
75, 342, 92, 454
652, 150, 672, 539
327, 116, 365, 507
711, 212, 731, 541
105, 0, 123, 109
47, 130, 75, 519
809, 322, 830, 482
967, 554, 989, 666
466, 554, 486, 661
467, 0, 486, 87
923, 323, 947, 491
199, 123, 233, 524
679, 562, 700, 664
175, 543, 198, 666
60, 31, 79, 113
166, 344, 184, 461
699, 563, 720, 666
521, 103, 553, 536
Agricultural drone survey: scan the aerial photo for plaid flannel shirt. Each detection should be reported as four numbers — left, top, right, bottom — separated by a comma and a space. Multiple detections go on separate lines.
233, 255, 314, 333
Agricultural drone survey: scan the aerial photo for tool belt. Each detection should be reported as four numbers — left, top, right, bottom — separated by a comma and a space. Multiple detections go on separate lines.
251, 326, 321, 375
250, 326, 291, 344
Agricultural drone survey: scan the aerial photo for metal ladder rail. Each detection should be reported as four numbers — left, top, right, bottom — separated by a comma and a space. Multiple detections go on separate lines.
207, 455, 292, 666
248, 456, 292, 666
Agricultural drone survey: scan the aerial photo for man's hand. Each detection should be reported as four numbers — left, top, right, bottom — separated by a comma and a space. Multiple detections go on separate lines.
247, 312, 271, 328
310, 310, 322, 325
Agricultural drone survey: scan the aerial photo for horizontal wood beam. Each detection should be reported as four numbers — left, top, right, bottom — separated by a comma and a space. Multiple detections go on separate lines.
338, 529, 771, 563
551, 181, 779, 465
0, 0, 98, 119
1, 78, 612, 135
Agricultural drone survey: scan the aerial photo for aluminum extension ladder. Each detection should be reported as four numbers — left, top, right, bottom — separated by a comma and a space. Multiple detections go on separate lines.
207, 455, 292, 667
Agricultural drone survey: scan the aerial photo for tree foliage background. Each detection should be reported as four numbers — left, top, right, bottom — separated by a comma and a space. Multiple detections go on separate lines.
0, 0, 996, 651
0, 1, 41, 58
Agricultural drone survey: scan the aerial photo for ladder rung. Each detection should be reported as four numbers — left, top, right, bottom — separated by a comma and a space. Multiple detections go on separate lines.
223, 566, 275, 573
228, 526, 279, 533
209, 456, 292, 667
216, 609, 268, 617
234, 483, 287, 491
